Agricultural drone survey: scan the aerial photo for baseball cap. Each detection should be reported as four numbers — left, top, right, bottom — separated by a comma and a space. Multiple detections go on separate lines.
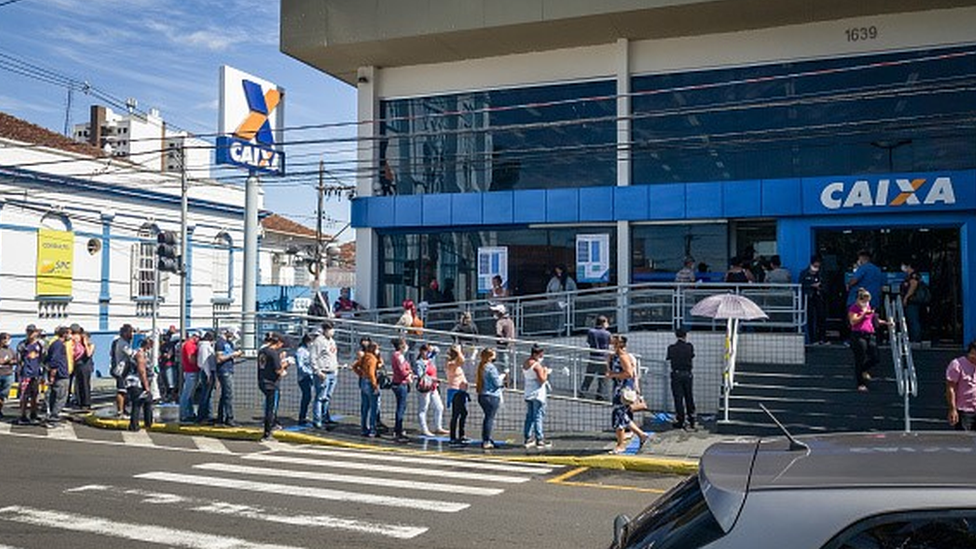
489, 303, 507, 315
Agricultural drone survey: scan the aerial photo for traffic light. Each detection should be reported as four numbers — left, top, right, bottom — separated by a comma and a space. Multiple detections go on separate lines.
156, 231, 181, 274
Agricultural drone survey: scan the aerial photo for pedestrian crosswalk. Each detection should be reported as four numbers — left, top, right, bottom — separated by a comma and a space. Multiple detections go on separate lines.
0, 423, 561, 547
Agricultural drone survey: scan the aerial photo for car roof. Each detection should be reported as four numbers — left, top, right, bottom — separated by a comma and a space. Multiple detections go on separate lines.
699, 432, 976, 532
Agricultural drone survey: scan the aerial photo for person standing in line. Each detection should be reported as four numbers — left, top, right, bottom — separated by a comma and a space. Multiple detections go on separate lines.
16, 328, 44, 425
489, 275, 509, 300
477, 348, 505, 450
257, 332, 290, 441
847, 250, 884, 309
765, 255, 791, 283
522, 344, 552, 450
800, 255, 828, 345
70, 325, 95, 411
295, 333, 314, 426
196, 332, 217, 424
900, 261, 924, 344
724, 257, 751, 283
178, 332, 200, 423
667, 328, 696, 430
390, 337, 413, 443
215, 328, 243, 427
159, 327, 180, 403
451, 311, 479, 361
581, 315, 611, 400
606, 336, 650, 454
413, 343, 447, 437
112, 324, 136, 419
848, 288, 888, 392
546, 265, 578, 294
946, 341, 976, 431
310, 322, 340, 430
445, 345, 470, 447
491, 304, 515, 376
355, 340, 382, 437
0, 333, 16, 419
674, 257, 696, 284
126, 338, 154, 432
45, 326, 73, 426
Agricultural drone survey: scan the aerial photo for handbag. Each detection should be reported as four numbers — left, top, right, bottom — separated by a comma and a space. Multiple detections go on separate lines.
376, 368, 393, 390
619, 387, 638, 406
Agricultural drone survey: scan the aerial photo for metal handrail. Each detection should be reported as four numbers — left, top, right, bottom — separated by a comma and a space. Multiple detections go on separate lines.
341, 281, 805, 337
885, 294, 918, 433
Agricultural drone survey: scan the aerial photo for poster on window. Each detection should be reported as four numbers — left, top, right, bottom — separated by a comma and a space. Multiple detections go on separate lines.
576, 234, 610, 283
477, 246, 508, 294
36, 228, 74, 296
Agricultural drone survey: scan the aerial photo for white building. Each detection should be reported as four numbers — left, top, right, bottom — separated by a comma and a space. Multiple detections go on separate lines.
0, 111, 248, 367
72, 105, 211, 180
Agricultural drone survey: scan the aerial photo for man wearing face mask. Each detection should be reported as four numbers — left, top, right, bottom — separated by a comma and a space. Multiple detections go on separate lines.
800, 255, 827, 346
846, 250, 884, 309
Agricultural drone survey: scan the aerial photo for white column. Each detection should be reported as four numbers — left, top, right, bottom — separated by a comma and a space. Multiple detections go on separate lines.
355, 66, 379, 309
616, 38, 632, 332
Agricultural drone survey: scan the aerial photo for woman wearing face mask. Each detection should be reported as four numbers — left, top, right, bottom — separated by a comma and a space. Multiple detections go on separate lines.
899, 262, 924, 345
848, 288, 889, 392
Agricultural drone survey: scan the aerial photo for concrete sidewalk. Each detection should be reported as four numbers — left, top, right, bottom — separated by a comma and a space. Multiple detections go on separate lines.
82, 404, 737, 474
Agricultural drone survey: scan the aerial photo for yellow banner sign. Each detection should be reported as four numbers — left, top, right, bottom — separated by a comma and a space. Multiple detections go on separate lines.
37, 229, 74, 297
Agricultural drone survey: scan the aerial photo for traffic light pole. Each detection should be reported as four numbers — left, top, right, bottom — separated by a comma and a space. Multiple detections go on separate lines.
179, 144, 189, 342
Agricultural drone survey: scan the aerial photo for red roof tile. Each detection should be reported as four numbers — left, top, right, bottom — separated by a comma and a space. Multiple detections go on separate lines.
0, 111, 104, 157
261, 213, 321, 238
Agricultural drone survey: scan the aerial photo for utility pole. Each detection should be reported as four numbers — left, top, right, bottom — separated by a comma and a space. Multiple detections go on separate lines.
179, 142, 189, 342
316, 160, 325, 286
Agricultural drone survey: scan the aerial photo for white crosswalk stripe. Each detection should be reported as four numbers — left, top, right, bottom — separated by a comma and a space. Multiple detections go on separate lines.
121, 429, 155, 446
0, 422, 10, 435
192, 436, 232, 454
44, 422, 77, 440
277, 445, 556, 474
194, 462, 504, 496
242, 452, 532, 484
0, 505, 303, 549
135, 471, 471, 512
66, 485, 428, 539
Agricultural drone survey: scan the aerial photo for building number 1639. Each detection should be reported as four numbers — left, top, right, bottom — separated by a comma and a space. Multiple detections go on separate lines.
846, 26, 878, 42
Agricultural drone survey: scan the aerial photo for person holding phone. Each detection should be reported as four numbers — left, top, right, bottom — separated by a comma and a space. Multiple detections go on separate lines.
848, 288, 889, 392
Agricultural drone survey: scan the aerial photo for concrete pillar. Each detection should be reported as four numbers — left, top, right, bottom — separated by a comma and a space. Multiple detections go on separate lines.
355, 66, 380, 308
616, 38, 632, 331
98, 212, 114, 331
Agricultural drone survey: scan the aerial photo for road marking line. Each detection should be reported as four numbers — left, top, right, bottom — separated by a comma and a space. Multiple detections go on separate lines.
547, 468, 667, 493
0, 423, 10, 434
547, 466, 589, 484
45, 422, 77, 440
121, 430, 155, 446
194, 462, 504, 497
192, 436, 232, 454
135, 471, 469, 512
66, 485, 428, 540
279, 445, 554, 475
242, 453, 530, 484
0, 505, 303, 549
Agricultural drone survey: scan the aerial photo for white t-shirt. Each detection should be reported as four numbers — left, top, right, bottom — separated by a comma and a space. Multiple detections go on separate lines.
197, 340, 216, 376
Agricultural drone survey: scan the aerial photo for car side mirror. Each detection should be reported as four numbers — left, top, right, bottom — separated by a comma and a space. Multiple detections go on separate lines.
613, 514, 631, 548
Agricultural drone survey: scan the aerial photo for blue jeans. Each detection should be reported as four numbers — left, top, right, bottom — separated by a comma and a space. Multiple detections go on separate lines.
392, 383, 409, 437
523, 399, 546, 442
197, 372, 214, 422
179, 372, 199, 422
216, 371, 234, 424
298, 376, 313, 424
262, 386, 279, 438
479, 394, 500, 443
0, 374, 14, 403
359, 378, 380, 435
313, 372, 337, 427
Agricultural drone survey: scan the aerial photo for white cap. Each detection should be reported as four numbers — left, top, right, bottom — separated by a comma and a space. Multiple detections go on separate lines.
489, 303, 507, 315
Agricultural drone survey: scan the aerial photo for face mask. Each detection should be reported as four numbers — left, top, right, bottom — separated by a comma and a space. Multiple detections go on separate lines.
810, 265, 819, 272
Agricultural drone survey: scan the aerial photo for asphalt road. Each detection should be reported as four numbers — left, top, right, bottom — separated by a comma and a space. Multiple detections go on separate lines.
0, 423, 683, 549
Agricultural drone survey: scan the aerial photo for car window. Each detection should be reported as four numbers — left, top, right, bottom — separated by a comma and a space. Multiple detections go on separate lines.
619, 475, 725, 549
822, 510, 976, 549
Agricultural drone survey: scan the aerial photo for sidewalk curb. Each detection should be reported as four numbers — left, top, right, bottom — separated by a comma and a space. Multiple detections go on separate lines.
82, 414, 698, 475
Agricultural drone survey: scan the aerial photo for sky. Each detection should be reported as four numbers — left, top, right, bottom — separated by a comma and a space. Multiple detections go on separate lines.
0, 0, 357, 240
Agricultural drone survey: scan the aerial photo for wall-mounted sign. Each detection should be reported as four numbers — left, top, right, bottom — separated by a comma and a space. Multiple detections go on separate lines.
477, 247, 508, 294
37, 229, 73, 296
216, 66, 285, 175
577, 233, 609, 283
803, 171, 975, 214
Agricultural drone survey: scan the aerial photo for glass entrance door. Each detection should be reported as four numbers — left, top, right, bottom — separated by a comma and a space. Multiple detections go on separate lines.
814, 227, 962, 345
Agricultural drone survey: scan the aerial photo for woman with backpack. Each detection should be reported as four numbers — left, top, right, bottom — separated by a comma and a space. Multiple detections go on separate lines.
445, 345, 470, 446
522, 344, 552, 449
390, 338, 413, 443
477, 348, 506, 450
354, 340, 382, 437
414, 343, 447, 437
900, 261, 927, 344
126, 337, 154, 432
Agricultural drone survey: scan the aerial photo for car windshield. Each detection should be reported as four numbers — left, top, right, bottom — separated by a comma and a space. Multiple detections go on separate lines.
620, 475, 726, 549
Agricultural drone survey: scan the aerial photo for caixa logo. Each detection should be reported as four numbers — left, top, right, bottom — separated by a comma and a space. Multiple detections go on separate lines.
820, 177, 956, 210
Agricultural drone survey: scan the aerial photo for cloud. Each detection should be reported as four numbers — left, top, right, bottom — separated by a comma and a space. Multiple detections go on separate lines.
0, 93, 62, 115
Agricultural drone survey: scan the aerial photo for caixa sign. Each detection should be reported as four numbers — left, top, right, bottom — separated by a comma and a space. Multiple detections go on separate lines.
216, 66, 285, 176
806, 172, 975, 214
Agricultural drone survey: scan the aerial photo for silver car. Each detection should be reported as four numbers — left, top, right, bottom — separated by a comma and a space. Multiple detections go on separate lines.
611, 432, 976, 548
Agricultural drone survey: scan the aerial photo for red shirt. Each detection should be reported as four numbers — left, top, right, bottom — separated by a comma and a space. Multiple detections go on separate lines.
181, 338, 199, 373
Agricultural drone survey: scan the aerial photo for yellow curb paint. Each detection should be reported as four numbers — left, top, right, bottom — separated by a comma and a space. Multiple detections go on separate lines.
552, 480, 667, 494
84, 413, 699, 474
